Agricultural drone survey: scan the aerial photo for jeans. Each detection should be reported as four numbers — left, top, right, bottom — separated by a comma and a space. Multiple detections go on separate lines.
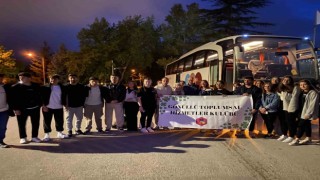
0, 111, 9, 143
66, 107, 83, 131
84, 104, 103, 131
105, 102, 124, 130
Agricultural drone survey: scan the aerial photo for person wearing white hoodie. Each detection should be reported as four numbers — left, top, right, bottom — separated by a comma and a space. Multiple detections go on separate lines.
289, 80, 319, 145
277, 76, 301, 143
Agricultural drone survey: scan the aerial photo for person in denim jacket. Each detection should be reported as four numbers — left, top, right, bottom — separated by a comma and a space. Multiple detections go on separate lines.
259, 82, 280, 138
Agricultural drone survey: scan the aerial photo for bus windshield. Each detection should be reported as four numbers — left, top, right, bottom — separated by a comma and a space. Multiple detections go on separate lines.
235, 37, 317, 81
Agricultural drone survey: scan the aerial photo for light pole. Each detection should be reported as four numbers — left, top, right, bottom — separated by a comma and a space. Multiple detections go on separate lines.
27, 53, 46, 84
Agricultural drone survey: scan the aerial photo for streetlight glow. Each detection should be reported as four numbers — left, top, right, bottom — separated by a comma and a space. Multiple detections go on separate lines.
25, 52, 46, 84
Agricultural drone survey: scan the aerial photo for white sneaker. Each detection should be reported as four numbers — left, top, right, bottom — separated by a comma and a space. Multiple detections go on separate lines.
147, 127, 154, 133
57, 132, 67, 139
42, 133, 51, 142
299, 137, 312, 145
20, 138, 28, 144
289, 139, 299, 146
277, 135, 287, 141
282, 137, 294, 143
31, 137, 42, 143
140, 128, 148, 133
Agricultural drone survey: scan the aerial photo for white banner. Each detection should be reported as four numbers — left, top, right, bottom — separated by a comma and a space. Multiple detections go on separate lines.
159, 95, 253, 130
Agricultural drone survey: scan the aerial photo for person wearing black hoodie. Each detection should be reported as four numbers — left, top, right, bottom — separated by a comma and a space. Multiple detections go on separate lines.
64, 74, 88, 137
11, 72, 42, 144
104, 74, 126, 132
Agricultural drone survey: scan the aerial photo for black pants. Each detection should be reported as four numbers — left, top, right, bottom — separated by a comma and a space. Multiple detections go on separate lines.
124, 102, 139, 131
249, 112, 258, 132
285, 111, 298, 137
17, 107, 40, 138
296, 119, 312, 138
278, 109, 287, 135
43, 108, 64, 133
261, 112, 277, 134
140, 108, 155, 128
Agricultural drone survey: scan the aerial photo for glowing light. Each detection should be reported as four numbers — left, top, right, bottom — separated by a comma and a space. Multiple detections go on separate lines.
243, 34, 249, 38
242, 41, 263, 51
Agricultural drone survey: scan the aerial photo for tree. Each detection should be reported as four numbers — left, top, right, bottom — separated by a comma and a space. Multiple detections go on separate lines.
111, 15, 160, 81
201, 0, 273, 39
160, 3, 206, 57
77, 17, 114, 82
29, 41, 52, 84
0, 45, 18, 78
47, 43, 70, 82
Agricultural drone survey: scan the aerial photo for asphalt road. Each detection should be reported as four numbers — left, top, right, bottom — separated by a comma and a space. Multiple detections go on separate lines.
0, 116, 319, 180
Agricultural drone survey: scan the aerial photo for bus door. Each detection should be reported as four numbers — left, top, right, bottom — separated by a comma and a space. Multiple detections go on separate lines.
223, 49, 234, 91
206, 50, 219, 86
176, 73, 181, 83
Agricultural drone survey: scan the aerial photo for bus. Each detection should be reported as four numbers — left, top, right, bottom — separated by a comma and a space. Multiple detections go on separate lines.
165, 35, 319, 90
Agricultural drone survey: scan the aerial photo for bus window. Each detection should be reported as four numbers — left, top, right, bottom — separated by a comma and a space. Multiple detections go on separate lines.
172, 62, 178, 74
166, 64, 173, 75
178, 60, 184, 72
184, 56, 193, 71
205, 50, 218, 67
194, 51, 205, 69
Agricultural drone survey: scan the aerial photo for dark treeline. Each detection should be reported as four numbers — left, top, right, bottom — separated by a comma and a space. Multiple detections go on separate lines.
1, 0, 272, 84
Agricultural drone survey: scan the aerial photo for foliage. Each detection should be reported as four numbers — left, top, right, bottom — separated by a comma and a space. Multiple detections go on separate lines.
29, 41, 52, 84
159, 3, 206, 58
201, 0, 273, 39
0, 45, 18, 78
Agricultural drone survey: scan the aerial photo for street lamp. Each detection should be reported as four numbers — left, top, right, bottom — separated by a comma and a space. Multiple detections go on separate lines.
27, 53, 46, 85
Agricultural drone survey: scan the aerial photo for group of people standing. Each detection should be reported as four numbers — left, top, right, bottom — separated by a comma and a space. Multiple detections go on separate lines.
0, 72, 318, 148
166, 75, 318, 146
0, 72, 162, 147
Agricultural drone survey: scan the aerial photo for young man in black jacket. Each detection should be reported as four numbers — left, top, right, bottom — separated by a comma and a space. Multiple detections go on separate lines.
40, 74, 68, 141
104, 74, 126, 132
234, 76, 262, 138
64, 74, 88, 137
11, 72, 42, 144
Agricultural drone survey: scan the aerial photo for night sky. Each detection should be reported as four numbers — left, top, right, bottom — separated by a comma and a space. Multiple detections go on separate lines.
0, 0, 320, 61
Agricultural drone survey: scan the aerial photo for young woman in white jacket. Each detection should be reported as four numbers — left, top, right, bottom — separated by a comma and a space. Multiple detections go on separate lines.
289, 80, 319, 145
277, 76, 301, 143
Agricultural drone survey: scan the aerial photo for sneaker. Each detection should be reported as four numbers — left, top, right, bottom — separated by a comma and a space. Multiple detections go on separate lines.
20, 138, 28, 144
105, 129, 111, 133
42, 133, 51, 142
118, 128, 124, 133
75, 130, 84, 135
97, 129, 103, 133
0, 142, 9, 148
282, 137, 294, 143
299, 137, 312, 145
277, 135, 287, 141
31, 137, 42, 143
140, 128, 148, 133
249, 131, 256, 138
57, 132, 67, 139
147, 127, 154, 133
235, 131, 245, 137
289, 139, 299, 146
84, 130, 91, 135
67, 130, 73, 138
264, 134, 273, 139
